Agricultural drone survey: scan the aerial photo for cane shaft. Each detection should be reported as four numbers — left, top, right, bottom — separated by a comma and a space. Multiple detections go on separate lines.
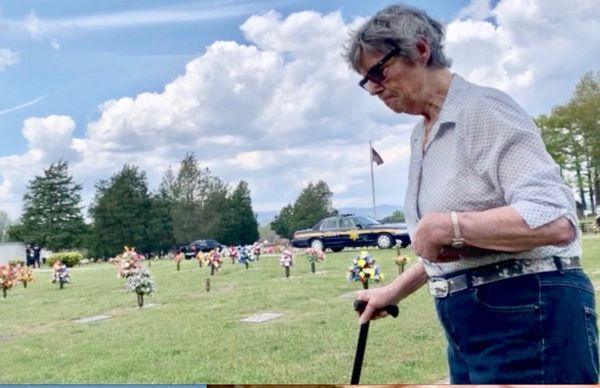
351, 322, 370, 384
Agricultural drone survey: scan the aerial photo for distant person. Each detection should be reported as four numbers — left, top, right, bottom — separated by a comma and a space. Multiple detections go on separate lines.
25, 243, 35, 267
32, 243, 42, 268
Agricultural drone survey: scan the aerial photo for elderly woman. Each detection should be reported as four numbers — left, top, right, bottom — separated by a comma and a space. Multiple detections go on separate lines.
345, 4, 597, 384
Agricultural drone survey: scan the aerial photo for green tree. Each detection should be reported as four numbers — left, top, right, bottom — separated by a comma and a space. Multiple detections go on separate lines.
380, 210, 406, 223
222, 181, 259, 245
169, 154, 203, 243
198, 175, 229, 241
88, 165, 152, 257
271, 181, 335, 239
538, 71, 599, 213
291, 180, 334, 232
146, 194, 174, 255
19, 160, 86, 250
271, 204, 294, 239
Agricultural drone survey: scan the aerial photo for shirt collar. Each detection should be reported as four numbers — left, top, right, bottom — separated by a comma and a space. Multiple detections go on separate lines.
424, 74, 472, 147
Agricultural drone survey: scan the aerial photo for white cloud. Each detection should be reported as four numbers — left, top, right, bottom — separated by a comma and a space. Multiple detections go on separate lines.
1, 1, 599, 221
23, 11, 42, 39
448, 0, 600, 113
15, 2, 284, 36
0, 48, 18, 70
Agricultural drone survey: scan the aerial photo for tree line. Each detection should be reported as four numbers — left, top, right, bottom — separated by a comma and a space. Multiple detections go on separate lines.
537, 71, 599, 214
9, 153, 259, 258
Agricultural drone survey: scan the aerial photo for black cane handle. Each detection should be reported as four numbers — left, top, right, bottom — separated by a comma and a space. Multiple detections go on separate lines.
354, 299, 399, 318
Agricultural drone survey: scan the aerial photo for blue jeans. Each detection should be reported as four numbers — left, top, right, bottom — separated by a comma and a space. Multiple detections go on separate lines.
435, 269, 599, 383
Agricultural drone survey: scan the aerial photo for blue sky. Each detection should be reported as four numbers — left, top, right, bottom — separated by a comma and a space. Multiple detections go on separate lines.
0, 0, 468, 156
0, 0, 598, 221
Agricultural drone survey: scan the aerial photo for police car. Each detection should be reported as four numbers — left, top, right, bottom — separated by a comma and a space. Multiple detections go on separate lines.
291, 214, 411, 252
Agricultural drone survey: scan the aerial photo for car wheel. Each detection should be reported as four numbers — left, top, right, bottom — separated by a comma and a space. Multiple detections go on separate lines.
309, 238, 325, 251
376, 233, 395, 249
331, 247, 344, 253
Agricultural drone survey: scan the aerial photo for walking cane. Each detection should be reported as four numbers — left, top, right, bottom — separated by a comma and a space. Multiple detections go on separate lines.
351, 299, 399, 384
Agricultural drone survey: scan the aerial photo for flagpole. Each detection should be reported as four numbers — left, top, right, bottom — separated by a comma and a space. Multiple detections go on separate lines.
369, 141, 377, 220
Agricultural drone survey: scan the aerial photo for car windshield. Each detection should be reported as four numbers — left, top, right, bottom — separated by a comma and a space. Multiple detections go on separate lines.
351, 216, 380, 226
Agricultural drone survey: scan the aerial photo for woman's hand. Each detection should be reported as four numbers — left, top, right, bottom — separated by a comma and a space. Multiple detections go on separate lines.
412, 212, 454, 262
356, 284, 398, 325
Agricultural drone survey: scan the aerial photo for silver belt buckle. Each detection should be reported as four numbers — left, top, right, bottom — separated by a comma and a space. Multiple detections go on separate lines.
428, 277, 449, 298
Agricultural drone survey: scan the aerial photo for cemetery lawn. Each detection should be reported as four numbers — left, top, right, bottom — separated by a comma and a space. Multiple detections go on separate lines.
1, 235, 600, 384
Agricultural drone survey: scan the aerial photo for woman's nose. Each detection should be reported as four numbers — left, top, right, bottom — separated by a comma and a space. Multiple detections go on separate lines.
367, 80, 384, 95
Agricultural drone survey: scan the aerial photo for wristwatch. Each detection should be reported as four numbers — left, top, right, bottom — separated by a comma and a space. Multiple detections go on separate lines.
450, 211, 465, 249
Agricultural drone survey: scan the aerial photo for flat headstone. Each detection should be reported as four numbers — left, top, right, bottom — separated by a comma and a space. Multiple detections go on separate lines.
240, 312, 284, 323
142, 303, 159, 309
73, 314, 111, 324
314, 270, 328, 275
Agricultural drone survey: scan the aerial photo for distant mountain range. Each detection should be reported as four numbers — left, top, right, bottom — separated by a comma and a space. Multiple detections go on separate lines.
255, 204, 403, 225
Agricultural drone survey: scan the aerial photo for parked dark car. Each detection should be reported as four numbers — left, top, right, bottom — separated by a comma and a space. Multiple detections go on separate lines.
291, 214, 410, 252
178, 239, 227, 259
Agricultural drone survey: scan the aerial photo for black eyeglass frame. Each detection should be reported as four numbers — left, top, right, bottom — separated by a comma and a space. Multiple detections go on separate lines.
358, 48, 400, 90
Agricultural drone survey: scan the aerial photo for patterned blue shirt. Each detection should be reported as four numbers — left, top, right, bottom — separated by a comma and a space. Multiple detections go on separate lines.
404, 74, 581, 277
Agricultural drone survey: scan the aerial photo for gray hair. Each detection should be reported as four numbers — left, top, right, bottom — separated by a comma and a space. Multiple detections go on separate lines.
345, 4, 452, 72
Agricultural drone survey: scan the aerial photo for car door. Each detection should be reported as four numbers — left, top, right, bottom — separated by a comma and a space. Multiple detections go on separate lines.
319, 217, 340, 247
339, 217, 362, 247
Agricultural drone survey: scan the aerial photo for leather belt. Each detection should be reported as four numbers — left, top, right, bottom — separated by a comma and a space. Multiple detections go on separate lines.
428, 256, 581, 298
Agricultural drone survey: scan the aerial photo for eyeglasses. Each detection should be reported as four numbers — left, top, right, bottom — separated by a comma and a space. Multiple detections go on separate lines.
358, 48, 400, 91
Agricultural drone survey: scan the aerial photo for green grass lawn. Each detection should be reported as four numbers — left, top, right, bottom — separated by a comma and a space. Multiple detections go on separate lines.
2, 236, 600, 384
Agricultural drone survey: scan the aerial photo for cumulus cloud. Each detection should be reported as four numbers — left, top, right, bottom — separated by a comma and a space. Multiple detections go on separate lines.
447, 0, 600, 113
1, 1, 599, 220
0, 48, 18, 70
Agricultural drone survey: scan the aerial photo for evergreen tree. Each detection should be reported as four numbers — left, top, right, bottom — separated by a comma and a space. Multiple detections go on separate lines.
20, 160, 86, 250
271, 180, 335, 239
271, 204, 294, 239
200, 178, 230, 242
146, 194, 174, 255
88, 165, 152, 257
170, 154, 203, 243
291, 180, 334, 232
224, 181, 259, 245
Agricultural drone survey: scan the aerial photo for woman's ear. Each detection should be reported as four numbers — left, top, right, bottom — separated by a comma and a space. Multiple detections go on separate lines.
415, 36, 431, 66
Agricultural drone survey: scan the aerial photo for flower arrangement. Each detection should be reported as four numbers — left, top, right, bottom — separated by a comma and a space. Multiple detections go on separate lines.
228, 246, 238, 264
15, 263, 34, 288
115, 247, 144, 278
51, 261, 71, 289
125, 268, 156, 307
280, 248, 294, 278
237, 245, 253, 269
393, 249, 410, 275
251, 242, 261, 261
206, 249, 223, 275
305, 247, 326, 273
174, 252, 184, 271
347, 250, 384, 289
0, 264, 18, 298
